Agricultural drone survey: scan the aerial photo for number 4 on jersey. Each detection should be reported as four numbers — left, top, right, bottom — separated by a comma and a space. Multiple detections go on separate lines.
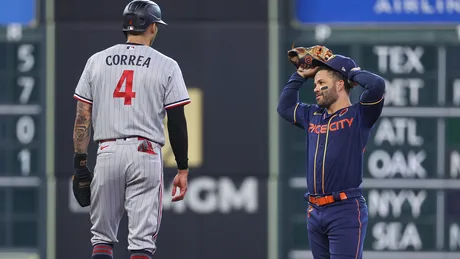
113, 70, 136, 105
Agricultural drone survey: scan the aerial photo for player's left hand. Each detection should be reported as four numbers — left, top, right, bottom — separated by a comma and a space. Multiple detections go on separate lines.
172, 169, 188, 202
72, 153, 93, 207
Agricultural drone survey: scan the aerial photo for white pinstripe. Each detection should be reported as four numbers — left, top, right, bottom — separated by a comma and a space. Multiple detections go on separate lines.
90, 139, 163, 254
153, 150, 163, 241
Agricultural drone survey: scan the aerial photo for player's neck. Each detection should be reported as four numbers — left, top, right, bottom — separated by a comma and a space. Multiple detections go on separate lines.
126, 36, 151, 46
327, 98, 352, 115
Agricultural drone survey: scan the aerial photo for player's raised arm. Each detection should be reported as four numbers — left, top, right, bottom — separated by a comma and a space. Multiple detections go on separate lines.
349, 68, 386, 128
278, 45, 334, 129
277, 68, 316, 129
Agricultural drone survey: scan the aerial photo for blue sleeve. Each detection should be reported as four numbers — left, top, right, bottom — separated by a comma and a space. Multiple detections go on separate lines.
349, 70, 386, 128
277, 72, 312, 129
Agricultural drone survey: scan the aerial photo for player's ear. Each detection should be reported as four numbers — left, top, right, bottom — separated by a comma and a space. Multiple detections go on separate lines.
146, 23, 154, 35
336, 79, 345, 92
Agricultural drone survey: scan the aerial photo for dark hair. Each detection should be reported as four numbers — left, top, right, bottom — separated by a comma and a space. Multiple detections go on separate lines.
124, 30, 145, 39
126, 31, 145, 36
316, 65, 353, 94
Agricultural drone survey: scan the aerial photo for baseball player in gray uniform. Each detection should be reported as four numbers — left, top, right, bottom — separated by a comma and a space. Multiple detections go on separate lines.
71, 1, 190, 259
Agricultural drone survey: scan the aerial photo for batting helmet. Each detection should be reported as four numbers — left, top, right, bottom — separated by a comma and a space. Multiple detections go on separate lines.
122, 0, 167, 33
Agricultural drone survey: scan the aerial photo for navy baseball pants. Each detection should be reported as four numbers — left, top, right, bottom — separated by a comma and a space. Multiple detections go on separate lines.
306, 197, 368, 259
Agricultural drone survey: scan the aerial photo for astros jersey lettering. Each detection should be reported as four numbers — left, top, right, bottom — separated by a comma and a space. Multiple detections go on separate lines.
73, 43, 190, 145
295, 100, 382, 195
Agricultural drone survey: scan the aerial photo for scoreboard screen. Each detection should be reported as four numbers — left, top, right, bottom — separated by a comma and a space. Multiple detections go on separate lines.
0, 1, 36, 25
293, 0, 460, 25
0, 25, 47, 259
280, 42, 460, 259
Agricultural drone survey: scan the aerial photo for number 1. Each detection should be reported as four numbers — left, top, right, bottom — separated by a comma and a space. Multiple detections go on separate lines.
114, 70, 136, 105
18, 149, 31, 176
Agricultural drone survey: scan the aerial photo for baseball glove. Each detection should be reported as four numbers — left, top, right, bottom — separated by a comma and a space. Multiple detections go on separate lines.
72, 153, 93, 207
288, 44, 334, 69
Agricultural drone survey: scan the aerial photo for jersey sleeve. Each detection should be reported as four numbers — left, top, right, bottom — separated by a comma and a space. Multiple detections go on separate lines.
73, 56, 94, 105
277, 72, 312, 129
350, 70, 386, 128
293, 103, 312, 129
358, 96, 385, 128
164, 62, 190, 109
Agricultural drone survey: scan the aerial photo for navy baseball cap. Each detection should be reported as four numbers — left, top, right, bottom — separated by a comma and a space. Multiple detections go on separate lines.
316, 54, 357, 79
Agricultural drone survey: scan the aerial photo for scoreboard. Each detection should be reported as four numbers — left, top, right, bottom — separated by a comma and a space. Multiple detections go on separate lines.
0, 25, 47, 259
279, 40, 460, 259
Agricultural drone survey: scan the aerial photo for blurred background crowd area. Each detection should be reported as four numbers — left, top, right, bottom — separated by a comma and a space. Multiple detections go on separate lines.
0, 0, 460, 259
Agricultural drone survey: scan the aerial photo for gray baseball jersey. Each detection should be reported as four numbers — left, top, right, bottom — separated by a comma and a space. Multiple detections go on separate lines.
73, 43, 190, 145
72, 43, 190, 254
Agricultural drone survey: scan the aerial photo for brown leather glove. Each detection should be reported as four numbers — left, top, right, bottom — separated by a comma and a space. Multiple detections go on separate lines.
288, 44, 334, 69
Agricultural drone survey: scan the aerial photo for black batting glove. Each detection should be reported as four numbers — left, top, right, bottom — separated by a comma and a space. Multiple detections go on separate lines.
74, 153, 92, 180
72, 153, 93, 207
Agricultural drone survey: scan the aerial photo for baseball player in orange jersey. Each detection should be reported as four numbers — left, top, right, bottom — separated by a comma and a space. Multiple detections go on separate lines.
71, 1, 190, 259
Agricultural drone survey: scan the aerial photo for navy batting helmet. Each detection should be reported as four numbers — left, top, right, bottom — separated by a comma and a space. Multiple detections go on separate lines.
122, 0, 167, 33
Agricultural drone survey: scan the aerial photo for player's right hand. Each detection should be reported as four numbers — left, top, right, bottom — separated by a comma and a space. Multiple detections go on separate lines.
171, 169, 188, 202
297, 66, 319, 79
